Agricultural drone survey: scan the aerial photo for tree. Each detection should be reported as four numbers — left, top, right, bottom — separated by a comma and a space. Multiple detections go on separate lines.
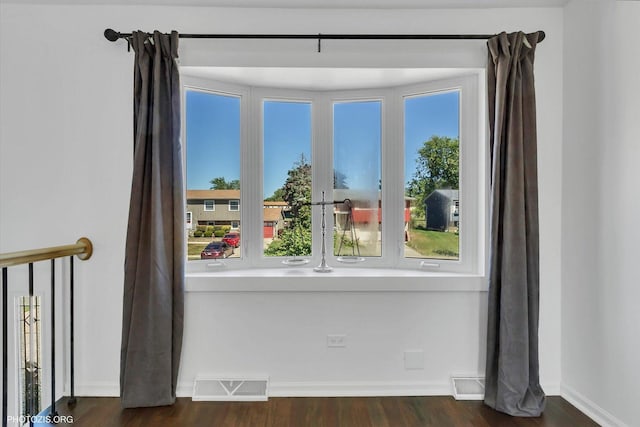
263, 225, 312, 257
209, 176, 240, 190
282, 154, 312, 229
406, 136, 459, 218
264, 187, 286, 202
265, 154, 312, 256
334, 170, 349, 190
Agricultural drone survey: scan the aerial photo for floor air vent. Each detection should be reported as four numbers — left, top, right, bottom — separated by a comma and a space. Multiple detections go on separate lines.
192, 375, 269, 401
451, 376, 485, 400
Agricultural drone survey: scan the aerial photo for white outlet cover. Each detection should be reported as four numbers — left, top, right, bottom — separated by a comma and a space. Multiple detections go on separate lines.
404, 350, 424, 370
327, 334, 347, 347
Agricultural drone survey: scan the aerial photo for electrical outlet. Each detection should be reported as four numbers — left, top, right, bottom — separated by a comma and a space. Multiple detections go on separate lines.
404, 350, 424, 370
327, 334, 347, 348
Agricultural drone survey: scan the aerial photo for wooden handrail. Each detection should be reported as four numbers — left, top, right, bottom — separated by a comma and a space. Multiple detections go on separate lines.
0, 237, 93, 268
1, 237, 92, 425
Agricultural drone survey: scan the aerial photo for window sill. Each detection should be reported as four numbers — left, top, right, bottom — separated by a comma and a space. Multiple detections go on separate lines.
185, 268, 487, 292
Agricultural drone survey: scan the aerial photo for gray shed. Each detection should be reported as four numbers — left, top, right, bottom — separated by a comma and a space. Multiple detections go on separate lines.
424, 189, 459, 232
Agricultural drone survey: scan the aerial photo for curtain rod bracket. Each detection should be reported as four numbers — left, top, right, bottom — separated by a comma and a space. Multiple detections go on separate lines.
105, 28, 132, 51
318, 33, 322, 53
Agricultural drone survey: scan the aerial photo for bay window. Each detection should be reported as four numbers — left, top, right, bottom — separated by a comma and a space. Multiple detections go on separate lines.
183, 70, 483, 274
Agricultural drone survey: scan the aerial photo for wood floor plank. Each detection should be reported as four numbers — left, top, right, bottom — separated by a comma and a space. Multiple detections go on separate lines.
365, 397, 391, 427
33, 396, 599, 427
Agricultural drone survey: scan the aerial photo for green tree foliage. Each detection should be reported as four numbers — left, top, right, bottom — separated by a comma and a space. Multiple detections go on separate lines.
264, 187, 286, 202
334, 170, 349, 189
265, 154, 312, 256
283, 154, 312, 229
209, 176, 240, 190
406, 136, 459, 217
264, 225, 312, 256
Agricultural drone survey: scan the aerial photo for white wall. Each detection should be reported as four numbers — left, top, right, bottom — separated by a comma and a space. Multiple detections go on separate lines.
0, 2, 563, 407
562, 1, 640, 426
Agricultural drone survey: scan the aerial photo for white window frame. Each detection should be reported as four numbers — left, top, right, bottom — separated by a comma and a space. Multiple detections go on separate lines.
252, 89, 316, 267
182, 77, 249, 267
203, 200, 215, 211
228, 199, 240, 211
396, 75, 483, 274
186, 211, 193, 229
183, 73, 484, 275
325, 90, 390, 269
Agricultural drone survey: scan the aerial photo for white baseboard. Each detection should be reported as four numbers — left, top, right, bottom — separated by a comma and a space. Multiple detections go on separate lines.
182, 380, 452, 398
268, 380, 451, 397
177, 381, 194, 398
561, 383, 629, 427
71, 382, 193, 398
74, 380, 562, 400
71, 381, 194, 398
541, 381, 561, 396
72, 382, 120, 397
85, 380, 453, 398
175, 380, 454, 398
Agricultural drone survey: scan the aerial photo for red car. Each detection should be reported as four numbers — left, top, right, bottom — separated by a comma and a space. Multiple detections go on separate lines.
200, 242, 233, 259
222, 232, 240, 248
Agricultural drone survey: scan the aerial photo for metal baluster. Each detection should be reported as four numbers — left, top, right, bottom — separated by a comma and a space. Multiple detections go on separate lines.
68, 256, 75, 406
2, 267, 7, 427
0, 238, 92, 422
28, 263, 34, 427
50, 259, 57, 417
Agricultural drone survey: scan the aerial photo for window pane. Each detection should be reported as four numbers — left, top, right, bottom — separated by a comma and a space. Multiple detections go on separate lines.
404, 91, 460, 260
185, 90, 241, 261
263, 101, 312, 257
333, 100, 382, 258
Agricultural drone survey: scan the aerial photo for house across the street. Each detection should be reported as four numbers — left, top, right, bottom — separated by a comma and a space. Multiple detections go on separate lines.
186, 189, 241, 231
263, 201, 287, 239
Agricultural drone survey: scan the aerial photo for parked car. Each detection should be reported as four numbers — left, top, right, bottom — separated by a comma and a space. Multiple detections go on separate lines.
200, 242, 234, 259
222, 232, 240, 248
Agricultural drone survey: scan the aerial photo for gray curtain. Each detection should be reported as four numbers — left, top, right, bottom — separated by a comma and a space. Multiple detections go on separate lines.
484, 31, 546, 417
120, 31, 184, 408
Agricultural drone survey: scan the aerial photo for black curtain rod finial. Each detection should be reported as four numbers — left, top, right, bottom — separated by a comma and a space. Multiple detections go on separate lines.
104, 28, 121, 42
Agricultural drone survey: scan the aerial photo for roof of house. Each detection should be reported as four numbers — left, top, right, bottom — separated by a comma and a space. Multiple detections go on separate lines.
264, 201, 288, 207
426, 189, 459, 200
263, 207, 283, 222
186, 189, 240, 200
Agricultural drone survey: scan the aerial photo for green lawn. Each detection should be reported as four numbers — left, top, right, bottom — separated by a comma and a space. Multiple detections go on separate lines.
406, 228, 459, 259
333, 233, 380, 257
187, 236, 216, 260
187, 243, 208, 259
189, 231, 458, 260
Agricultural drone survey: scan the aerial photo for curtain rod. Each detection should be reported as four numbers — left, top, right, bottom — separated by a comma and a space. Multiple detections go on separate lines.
104, 28, 545, 52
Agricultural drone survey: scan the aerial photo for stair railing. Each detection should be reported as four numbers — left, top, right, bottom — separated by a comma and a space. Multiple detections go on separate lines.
0, 238, 92, 427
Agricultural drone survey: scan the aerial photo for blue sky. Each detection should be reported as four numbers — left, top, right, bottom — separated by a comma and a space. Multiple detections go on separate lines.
263, 101, 312, 198
334, 101, 381, 192
186, 89, 459, 197
404, 91, 460, 185
186, 90, 241, 190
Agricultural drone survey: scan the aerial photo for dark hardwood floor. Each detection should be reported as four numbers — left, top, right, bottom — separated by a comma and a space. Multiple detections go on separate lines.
37, 396, 599, 427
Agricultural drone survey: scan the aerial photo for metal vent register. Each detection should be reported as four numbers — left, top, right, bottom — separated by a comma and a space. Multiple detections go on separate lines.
192, 375, 269, 401
451, 376, 485, 400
